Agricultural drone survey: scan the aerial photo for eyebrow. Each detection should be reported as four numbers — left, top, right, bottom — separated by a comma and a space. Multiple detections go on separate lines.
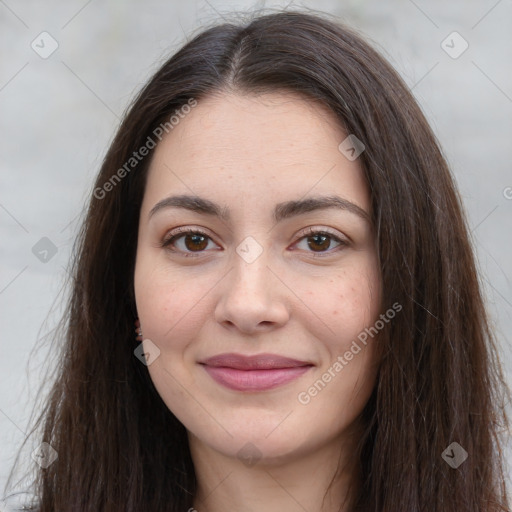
148, 194, 371, 224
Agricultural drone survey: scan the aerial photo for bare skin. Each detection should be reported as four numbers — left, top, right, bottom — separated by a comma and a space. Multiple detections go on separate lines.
134, 91, 382, 512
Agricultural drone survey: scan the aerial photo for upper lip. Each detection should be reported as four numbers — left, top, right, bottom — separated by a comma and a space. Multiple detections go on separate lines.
200, 353, 313, 370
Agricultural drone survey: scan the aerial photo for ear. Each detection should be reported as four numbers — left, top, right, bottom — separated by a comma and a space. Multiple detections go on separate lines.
134, 318, 143, 342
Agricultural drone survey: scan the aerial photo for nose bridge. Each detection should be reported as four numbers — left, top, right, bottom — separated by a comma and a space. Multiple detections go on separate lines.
230, 239, 272, 298
214, 236, 289, 332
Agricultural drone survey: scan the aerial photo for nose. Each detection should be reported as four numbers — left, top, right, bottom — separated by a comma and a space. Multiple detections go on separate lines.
214, 250, 290, 334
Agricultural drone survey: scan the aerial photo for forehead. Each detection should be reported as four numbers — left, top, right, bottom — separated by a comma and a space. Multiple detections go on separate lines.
142, 91, 369, 217
158, 91, 345, 161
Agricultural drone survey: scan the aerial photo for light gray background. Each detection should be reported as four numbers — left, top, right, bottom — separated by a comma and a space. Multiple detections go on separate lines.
1, 0, 511, 499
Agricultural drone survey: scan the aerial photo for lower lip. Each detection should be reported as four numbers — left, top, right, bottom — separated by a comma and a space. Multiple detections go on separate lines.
202, 365, 312, 391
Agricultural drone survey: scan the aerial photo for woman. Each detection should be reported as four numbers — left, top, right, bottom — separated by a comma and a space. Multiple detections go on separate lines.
4, 9, 510, 512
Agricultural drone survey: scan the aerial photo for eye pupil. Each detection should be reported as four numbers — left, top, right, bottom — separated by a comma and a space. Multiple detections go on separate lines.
185, 234, 208, 251
307, 234, 330, 252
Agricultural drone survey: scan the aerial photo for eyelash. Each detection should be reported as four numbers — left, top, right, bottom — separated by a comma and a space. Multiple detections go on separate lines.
159, 226, 348, 258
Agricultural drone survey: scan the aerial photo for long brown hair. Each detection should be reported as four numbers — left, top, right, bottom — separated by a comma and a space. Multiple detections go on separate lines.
5, 9, 510, 512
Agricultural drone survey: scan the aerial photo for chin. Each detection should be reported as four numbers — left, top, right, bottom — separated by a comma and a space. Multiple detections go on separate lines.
187, 416, 322, 466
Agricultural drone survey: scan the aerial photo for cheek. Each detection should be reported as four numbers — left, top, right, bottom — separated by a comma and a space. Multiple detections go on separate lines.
134, 259, 214, 353
293, 267, 381, 439
134, 264, 207, 406
307, 259, 382, 398
311, 262, 381, 340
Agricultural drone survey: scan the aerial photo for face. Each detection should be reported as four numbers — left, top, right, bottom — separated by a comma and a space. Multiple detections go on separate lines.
134, 91, 382, 465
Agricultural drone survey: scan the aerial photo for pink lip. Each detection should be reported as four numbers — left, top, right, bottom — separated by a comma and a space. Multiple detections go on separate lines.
200, 353, 313, 391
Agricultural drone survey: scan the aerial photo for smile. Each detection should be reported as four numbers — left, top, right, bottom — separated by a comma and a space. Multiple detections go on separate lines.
199, 353, 314, 391
202, 365, 312, 391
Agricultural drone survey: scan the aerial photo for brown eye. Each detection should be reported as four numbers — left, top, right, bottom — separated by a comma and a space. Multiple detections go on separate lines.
161, 229, 217, 256
183, 233, 208, 251
294, 229, 346, 256
307, 233, 332, 252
